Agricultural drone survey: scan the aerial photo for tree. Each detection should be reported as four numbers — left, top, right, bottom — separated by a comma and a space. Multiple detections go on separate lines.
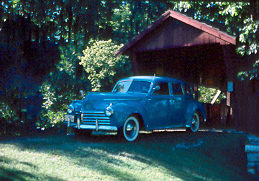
0, 15, 59, 136
198, 87, 226, 104
39, 43, 90, 129
78, 39, 131, 92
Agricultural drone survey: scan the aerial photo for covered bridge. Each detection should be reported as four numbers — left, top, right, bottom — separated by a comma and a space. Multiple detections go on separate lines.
115, 9, 256, 133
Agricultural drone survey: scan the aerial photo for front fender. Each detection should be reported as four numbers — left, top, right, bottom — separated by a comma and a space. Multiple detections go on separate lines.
70, 100, 84, 113
110, 102, 148, 129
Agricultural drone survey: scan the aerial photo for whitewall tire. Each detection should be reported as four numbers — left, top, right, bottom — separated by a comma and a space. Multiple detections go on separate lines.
120, 116, 140, 142
187, 112, 200, 133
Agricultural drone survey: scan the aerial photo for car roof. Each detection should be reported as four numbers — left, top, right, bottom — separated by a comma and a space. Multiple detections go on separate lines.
119, 76, 186, 84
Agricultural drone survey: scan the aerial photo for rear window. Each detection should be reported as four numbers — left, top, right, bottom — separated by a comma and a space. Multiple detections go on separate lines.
154, 82, 169, 95
183, 84, 193, 96
172, 83, 183, 95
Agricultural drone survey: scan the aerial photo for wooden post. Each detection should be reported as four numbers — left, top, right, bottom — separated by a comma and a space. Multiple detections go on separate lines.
194, 85, 198, 101
227, 92, 231, 107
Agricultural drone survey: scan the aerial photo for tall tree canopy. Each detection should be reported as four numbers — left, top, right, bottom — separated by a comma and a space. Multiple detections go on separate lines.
1, 1, 258, 57
1, 1, 258, 55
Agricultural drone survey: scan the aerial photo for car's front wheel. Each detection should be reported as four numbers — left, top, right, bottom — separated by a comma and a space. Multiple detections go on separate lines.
119, 116, 140, 142
187, 112, 200, 133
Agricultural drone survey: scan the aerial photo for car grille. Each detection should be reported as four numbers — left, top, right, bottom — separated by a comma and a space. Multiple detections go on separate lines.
81, 110, 110, 125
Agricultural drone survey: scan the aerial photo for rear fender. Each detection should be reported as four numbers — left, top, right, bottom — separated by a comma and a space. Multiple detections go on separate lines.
185, 102, 206, 126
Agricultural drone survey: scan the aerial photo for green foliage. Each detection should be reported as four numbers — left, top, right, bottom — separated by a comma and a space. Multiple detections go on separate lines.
198, 86, 226, 104
111, 3, 133, 43
0, 102, 17, 122
79, 39, 131, 92
40, 84, 67, 127
111, 2, 172, 44
40, 44, 90, 128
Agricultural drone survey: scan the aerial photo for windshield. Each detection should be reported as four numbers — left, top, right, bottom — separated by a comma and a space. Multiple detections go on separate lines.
113, 80, 151, 93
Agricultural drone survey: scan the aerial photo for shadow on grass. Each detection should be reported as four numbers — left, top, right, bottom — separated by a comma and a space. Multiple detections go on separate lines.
0, 131, 257, 181
0, 155, 64, 181
0, 156, 37, 169
0, 156, 36, 181
72, 131, 256, 181
0, 167, 64, 181
0, 166, 35, 181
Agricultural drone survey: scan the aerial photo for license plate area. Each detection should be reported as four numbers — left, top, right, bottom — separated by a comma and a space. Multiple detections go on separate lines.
65, 115, 75, 123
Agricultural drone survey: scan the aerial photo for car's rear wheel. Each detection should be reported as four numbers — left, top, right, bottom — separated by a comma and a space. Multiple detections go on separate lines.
187, 112, 200, 133
119, 116, 140, 142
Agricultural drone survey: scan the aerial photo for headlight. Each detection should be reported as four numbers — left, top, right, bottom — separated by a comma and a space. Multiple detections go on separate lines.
105, 106, 114, 116
67, 104, 74, 114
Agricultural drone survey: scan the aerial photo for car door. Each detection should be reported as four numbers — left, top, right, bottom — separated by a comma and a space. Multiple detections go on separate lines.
169, 82, 187, 126
147, 82, 171, 129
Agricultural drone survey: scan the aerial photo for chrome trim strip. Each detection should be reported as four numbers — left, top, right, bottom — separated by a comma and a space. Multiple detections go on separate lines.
79, 125, 118, 131
103, 98, 145, 101
82, 120, 110, 125
81, 110, 105, 114
82, 116, 110, 120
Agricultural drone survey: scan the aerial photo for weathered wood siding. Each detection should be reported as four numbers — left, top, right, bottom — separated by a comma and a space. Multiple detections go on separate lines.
132, 18, 231, 53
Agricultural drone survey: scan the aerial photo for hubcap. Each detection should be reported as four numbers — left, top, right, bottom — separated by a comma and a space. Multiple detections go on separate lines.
122, 116, 139, 142
192, 117, 197, 129
191, 113, 199, 132
126, 123, 134, 131
125, 120, 136, 138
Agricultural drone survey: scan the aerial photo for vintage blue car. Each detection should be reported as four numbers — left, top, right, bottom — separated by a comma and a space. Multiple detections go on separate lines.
65, 76, 206, 141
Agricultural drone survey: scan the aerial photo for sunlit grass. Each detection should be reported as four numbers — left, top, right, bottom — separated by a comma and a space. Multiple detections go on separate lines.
0, 132, 255, 181
0, 136, 182, 180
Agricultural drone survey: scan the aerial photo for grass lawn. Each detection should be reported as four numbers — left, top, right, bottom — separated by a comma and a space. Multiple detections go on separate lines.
0, 130, 256, 181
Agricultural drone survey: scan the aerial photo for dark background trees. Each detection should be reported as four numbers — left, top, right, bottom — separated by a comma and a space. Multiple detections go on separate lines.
0, 15, 59, 135
0, 1, 258, 136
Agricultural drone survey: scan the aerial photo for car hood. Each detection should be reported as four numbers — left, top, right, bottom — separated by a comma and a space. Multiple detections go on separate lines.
82, 92, 148, 110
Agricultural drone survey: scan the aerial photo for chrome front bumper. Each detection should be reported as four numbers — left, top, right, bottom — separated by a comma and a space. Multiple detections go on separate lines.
66, 114, 118, 132
79, 125, 118, 131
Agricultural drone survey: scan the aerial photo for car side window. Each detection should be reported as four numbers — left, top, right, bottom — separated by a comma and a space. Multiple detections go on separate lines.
172, 83, 183, 95
154, 82, 169, 95
183, 84, 193, 96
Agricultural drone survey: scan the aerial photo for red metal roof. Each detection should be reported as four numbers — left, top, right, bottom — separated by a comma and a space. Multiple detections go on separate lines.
115, 9, 236, 56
